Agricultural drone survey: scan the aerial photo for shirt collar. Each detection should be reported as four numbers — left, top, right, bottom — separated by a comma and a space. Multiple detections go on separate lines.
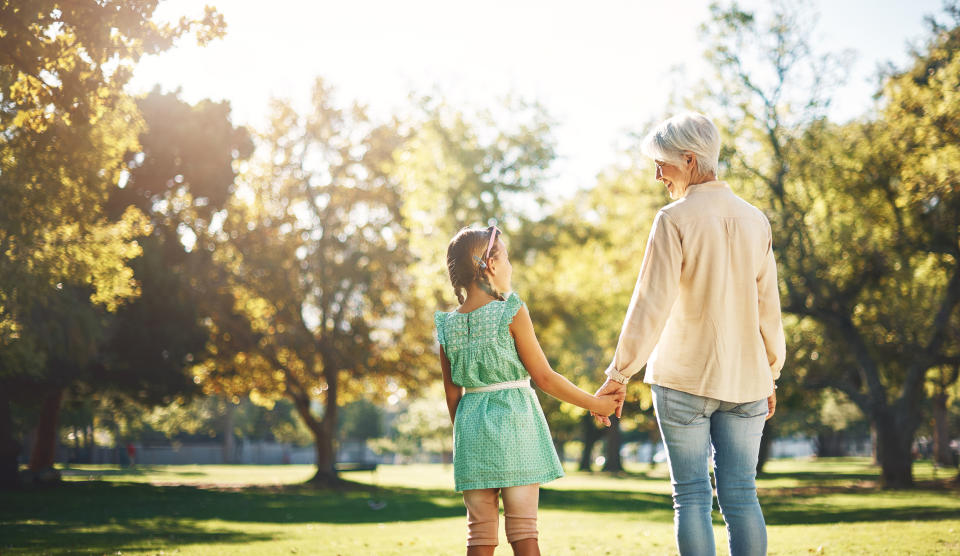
682, 180, 729, 198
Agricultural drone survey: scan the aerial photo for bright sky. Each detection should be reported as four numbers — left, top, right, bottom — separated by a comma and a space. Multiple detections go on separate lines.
129, 0, 944, 194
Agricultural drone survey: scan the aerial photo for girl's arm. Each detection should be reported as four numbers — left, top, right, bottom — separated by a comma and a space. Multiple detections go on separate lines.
440, 347, 463, 424
510, 305, 621, 415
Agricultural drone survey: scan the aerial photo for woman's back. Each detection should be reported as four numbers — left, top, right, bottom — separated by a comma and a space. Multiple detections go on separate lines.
644, 180, 785, 403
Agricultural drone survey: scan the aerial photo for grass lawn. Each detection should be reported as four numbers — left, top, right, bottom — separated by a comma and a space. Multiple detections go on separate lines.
0, 458, 958, 555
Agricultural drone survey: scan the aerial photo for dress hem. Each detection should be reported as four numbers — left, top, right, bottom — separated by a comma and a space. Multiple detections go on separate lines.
455, 471, 564, 493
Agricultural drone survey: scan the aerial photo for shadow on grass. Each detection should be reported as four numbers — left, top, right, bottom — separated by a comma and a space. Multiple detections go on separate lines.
1, 518, 270, 555
3, 471, 960, 553
762, 500, 960, 526
540, 487, 674, 520
758, 469, 879, 483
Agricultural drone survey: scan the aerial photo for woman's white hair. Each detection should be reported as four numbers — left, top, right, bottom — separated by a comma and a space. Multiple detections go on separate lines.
641, 112, 721, 177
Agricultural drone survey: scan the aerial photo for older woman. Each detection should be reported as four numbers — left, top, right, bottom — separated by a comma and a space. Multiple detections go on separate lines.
595, 112, 785, 556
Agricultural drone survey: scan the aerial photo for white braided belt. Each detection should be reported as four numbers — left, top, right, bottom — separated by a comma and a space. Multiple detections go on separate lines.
464, 378, 531, 394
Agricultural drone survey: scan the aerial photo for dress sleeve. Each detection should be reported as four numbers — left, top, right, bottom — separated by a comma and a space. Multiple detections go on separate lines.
500, 292, 525, 334
434, 311, 446, 347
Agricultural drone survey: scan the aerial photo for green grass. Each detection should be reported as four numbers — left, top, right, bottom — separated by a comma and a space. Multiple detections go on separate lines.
1, 459, 958, 555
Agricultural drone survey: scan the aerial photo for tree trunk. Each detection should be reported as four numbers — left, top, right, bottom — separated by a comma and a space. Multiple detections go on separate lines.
0, 391, 21, 489
649, 424, 661, 468
757, 420, 774, 474
290, 385, 340, 487
311, 417, 338, 486
578, 414, 606, 471
29, 389, 63, 474
554, 439, 566, 464
222, 399, 236, 464
932, 391, 954, 467
602, 416, 623, 472
815, 429, 847, 457
873, 408, 916, 488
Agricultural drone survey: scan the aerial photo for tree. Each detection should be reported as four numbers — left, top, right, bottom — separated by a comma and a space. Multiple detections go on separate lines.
194, 79, 419, 486
98, 88, 253, 403
0, 1, 224, 132
0, 2, 226, 487
0, 95, 150, 484
929, 365, 959, 467
698, 1, 960, 487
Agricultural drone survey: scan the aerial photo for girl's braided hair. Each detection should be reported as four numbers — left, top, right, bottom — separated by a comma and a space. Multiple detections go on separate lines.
445, 226, 505, 305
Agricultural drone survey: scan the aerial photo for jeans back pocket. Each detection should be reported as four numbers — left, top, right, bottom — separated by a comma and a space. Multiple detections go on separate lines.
658, 385, 708, 425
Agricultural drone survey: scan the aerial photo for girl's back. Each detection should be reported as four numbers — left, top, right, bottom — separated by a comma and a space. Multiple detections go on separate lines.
435, 293, 527, 388
435, 293, 564, 492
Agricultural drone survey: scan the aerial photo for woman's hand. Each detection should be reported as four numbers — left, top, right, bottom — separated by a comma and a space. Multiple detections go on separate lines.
593, 391, 625, 417
591, 378, 627, 427
766, 389, 777, 421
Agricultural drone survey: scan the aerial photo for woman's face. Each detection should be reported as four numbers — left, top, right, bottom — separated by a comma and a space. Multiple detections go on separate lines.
655, 157, 691, 199
487, 238, 512, 294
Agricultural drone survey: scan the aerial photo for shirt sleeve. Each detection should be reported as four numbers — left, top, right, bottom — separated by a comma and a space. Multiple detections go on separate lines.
605, 210, 683, 380
756, 220, 786, 380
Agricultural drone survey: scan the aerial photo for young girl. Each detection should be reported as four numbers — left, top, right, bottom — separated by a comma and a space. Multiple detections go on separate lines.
435, 225, 623, 556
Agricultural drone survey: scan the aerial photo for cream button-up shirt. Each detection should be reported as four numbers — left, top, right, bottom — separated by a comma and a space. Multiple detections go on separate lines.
605, 180, 786, 403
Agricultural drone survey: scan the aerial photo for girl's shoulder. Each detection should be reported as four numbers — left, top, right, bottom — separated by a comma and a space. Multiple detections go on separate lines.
501, 291, 523, 313
438, 292, 523, 317
434, 293, 525, 327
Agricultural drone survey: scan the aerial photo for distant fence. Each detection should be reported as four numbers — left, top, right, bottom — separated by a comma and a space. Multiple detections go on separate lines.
23, 438, 378, 466
24, 436, 874, 466
135, 441, 316, 465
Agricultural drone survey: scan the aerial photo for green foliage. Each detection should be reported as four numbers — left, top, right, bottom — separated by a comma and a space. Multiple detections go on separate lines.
337, 400, 384, 442
0, 1, 224, 131
0, 6, 228, 382
374, 384, 452, 458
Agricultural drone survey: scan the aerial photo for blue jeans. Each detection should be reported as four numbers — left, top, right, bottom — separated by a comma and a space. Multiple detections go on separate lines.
652, 384, 768, 556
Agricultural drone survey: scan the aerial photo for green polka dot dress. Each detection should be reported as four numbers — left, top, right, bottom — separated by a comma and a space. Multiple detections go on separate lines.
435, 292, 564, 492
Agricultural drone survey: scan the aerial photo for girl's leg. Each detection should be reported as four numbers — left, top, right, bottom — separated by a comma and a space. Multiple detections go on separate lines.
652, 384, 717, 556
712, 398, 768, 556
463, 488, 499, 555
502, 483, 540, 556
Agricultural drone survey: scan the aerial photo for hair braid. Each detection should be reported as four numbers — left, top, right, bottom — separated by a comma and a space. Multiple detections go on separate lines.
445, 226, 505, 305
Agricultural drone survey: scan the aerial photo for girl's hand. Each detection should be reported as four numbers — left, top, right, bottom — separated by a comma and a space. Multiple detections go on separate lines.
592, 379, 627, 426
593, 391, 625, 417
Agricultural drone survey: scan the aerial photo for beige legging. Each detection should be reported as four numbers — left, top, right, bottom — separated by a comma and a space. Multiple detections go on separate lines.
462, 484, 539, 547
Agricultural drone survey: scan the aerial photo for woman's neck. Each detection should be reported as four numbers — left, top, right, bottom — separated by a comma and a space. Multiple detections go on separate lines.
688, 171, 717, 186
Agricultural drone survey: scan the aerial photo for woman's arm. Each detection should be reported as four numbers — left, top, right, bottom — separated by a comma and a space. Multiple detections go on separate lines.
439, 347, 463, 424
510, 305, 621, 415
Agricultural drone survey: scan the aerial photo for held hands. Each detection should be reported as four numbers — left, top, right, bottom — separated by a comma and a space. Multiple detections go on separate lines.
593, 389, 625, 419
591, 378, 627, 428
